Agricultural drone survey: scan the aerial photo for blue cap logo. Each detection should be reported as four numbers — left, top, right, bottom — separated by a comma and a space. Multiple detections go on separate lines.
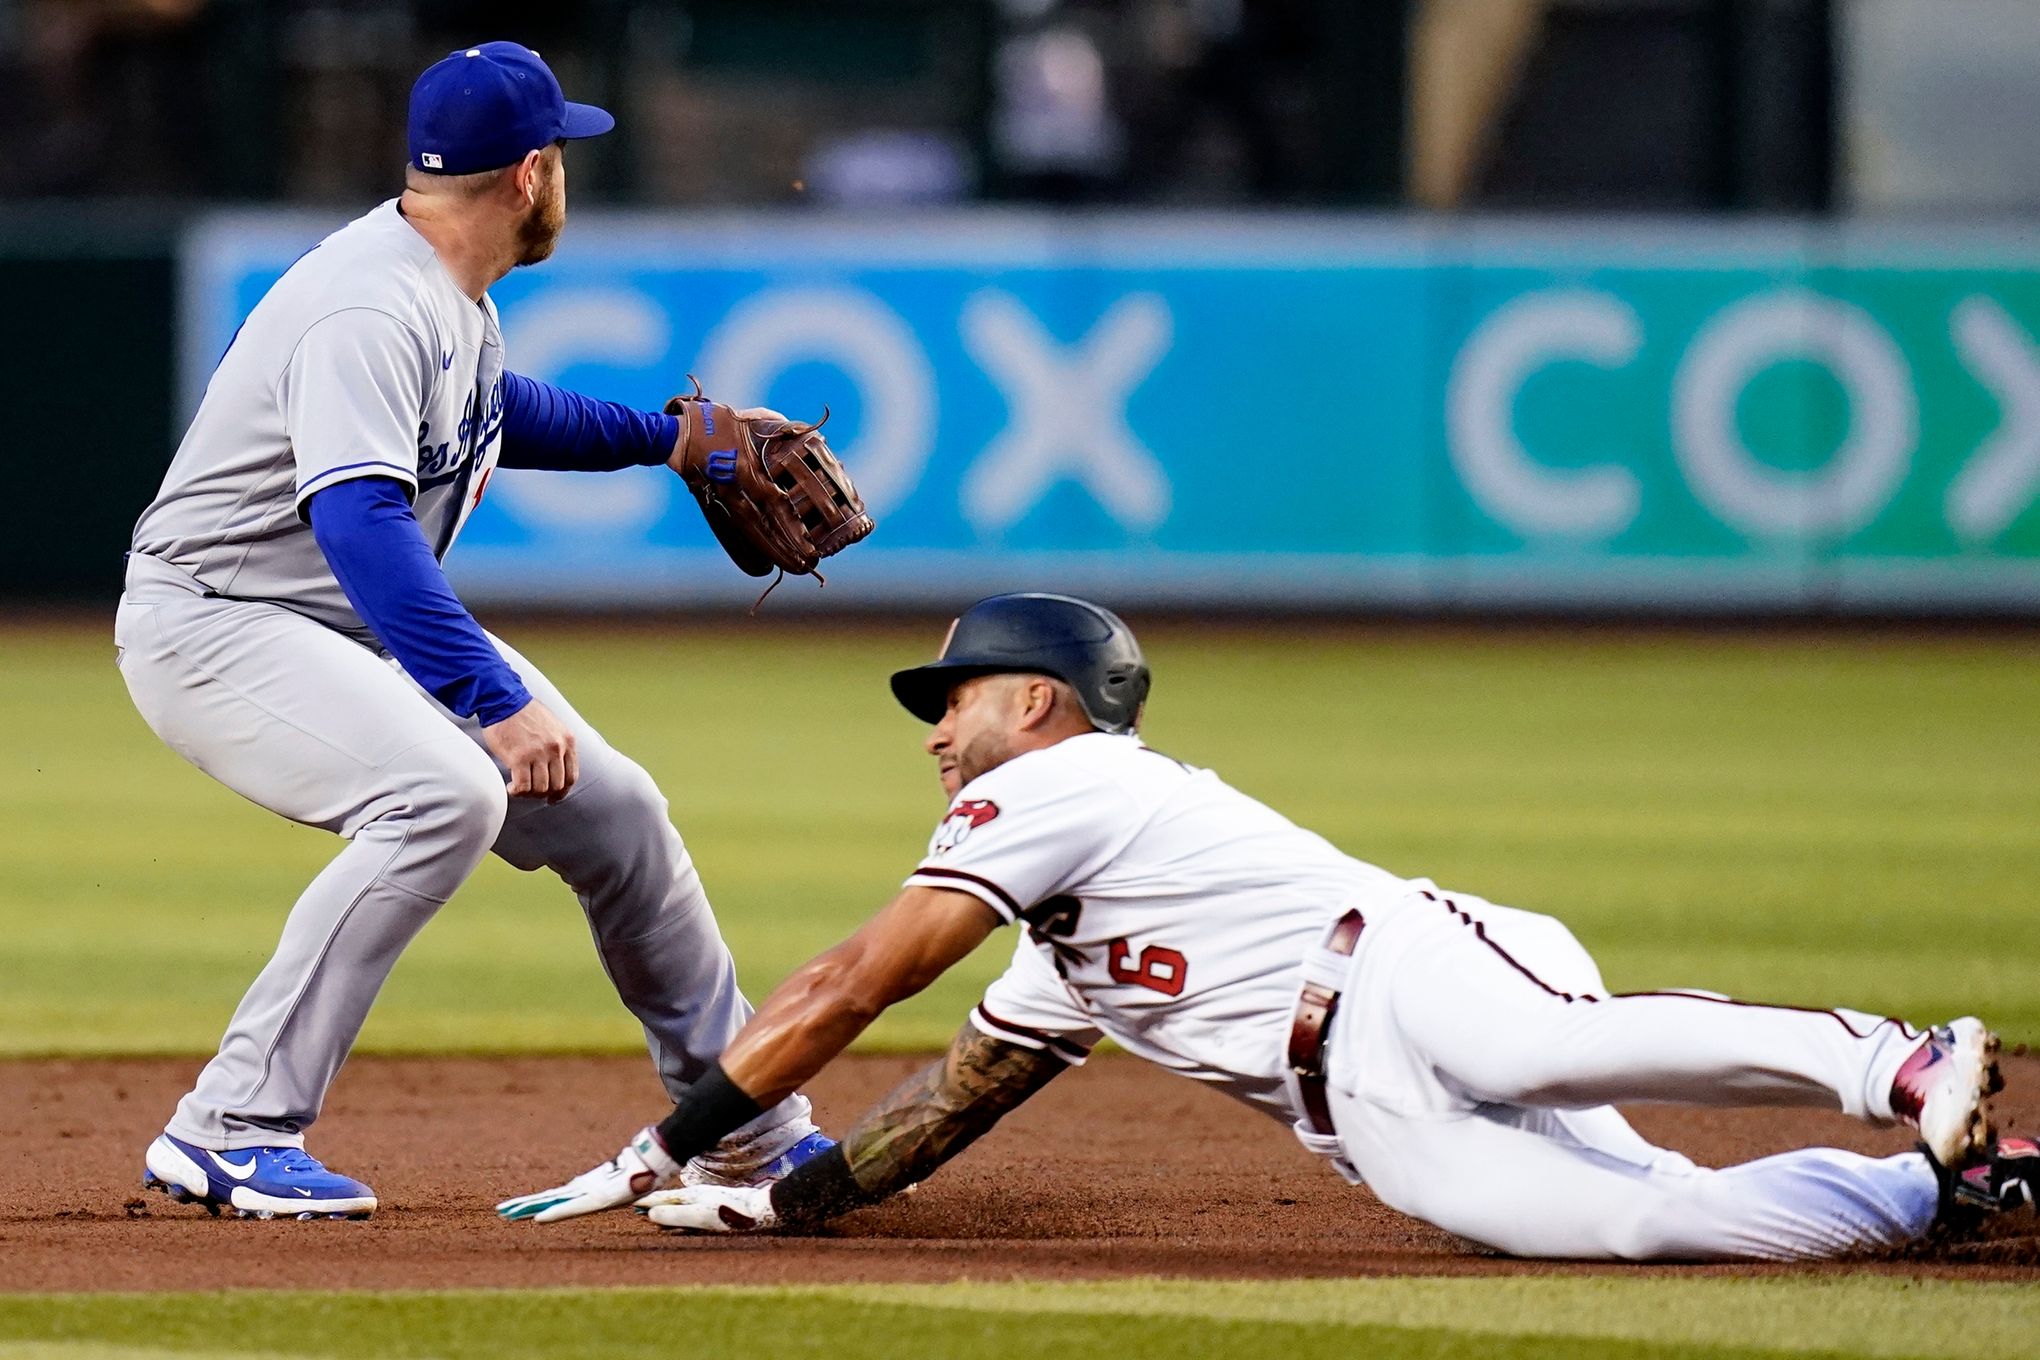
408, 40, 614, 176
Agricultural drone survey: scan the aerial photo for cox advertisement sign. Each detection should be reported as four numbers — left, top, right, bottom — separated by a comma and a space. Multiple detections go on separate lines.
184, 212, 2040, 610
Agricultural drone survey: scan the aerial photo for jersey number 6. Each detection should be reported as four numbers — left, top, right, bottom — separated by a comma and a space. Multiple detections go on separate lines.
1107, 938, 1189, 997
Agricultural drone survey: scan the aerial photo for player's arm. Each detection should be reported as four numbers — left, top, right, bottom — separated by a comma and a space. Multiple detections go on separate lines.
645, 928, 1097, 1232
494, 885, 1001, 1223
286, 311, 576, 799
498, 762, 1101, 1226
708, 886, 1001, 1106
638, 768, 1108, 1202
309, 477, 530, 724
759, 1017, 1067, 1229
308, 479, 577, 800
495, 371, 680, 471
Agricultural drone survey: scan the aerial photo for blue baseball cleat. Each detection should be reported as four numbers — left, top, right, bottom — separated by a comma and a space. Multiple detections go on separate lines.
680, 1127, 836, 1190
142, 1133, 377, 1220
758, 1130, 836, 1182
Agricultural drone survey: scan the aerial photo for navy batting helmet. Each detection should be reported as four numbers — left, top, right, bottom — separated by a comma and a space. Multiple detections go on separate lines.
890, 594, 1151, 735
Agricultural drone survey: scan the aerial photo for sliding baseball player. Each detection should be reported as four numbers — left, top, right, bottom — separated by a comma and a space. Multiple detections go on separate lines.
499, 593, 2030, 1258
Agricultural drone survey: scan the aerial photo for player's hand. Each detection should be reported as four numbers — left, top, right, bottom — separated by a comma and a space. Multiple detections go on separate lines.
483, 698, 578, 802
634, 1183, 779, 1233
495, 1127, 681, 1223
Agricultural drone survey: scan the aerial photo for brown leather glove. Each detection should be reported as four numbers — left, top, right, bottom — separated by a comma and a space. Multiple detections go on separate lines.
665, 380, 875, 579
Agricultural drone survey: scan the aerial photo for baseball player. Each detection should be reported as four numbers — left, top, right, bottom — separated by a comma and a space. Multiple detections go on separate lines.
500, 594, 2035, 1259
118, 41, 869, 1221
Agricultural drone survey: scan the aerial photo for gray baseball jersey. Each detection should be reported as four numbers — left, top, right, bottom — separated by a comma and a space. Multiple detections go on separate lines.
116, 196, 815, 1164
132, 199, 505, 638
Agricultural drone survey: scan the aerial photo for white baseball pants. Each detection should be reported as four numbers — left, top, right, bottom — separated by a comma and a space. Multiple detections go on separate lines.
1324, 891, 1940, 1260
115, 553, 810, 1153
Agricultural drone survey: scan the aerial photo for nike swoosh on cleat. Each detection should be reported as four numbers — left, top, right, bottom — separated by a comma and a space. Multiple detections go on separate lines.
293, 1187, 315, 1197
206, 1151, 260, 1181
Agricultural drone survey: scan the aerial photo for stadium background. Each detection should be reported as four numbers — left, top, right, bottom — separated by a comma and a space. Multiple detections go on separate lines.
3, 3, 2039, 1357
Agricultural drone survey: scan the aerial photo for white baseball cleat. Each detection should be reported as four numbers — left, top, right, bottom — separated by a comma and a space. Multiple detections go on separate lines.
1890, 1017, 2002, 1167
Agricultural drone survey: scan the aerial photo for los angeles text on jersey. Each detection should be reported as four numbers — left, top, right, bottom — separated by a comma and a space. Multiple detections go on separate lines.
420, 374, 505, 485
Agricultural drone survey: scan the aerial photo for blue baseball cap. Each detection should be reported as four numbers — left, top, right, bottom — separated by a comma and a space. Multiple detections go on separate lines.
408, 41, 614, 176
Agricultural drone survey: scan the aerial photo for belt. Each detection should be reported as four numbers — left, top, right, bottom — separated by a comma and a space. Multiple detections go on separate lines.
1287, 908, 1365, 1138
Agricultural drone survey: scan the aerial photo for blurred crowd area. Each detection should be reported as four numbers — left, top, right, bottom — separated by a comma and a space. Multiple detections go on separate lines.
4, 0, 2040, 212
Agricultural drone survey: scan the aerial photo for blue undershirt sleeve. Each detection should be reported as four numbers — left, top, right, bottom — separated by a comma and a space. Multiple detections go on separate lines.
497, 370, 680, 472
309, 476, 532, 727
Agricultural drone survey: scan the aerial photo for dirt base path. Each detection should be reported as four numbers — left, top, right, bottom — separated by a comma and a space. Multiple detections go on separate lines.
4, 1054, 2035, 1292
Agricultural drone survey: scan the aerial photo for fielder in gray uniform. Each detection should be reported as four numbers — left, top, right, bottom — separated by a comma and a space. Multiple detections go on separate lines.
118, 41, 839, 1220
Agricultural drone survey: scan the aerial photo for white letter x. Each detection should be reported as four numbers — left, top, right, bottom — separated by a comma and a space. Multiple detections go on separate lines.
959, 290, 1172, 535
1947, 296, 2040, 543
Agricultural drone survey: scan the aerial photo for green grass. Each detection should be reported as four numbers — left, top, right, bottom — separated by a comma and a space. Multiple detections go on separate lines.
3, 621, 2037, 1055
3, 1277, 2038, 1360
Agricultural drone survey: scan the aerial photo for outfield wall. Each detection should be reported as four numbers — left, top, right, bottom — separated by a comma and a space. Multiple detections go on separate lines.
183, 211, 2040, 612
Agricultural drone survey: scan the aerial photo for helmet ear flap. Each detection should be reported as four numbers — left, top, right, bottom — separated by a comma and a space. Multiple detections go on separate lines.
1090, 662, 1151, 734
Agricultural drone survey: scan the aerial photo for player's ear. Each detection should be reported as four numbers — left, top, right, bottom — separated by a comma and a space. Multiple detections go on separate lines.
1015, 676, 1059, 731
515, 149, 544, 205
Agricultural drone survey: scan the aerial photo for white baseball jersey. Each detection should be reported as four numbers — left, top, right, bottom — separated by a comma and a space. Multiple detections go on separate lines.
904, 732, 1415, 1123
132, 199, 505, 638
907, 733, 1952, 1265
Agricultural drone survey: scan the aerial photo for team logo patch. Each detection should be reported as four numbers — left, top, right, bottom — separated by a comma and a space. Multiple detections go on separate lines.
929, 799, 999, 855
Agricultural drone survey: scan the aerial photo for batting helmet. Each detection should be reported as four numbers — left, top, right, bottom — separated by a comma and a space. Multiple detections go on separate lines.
889, 594, 1151, 735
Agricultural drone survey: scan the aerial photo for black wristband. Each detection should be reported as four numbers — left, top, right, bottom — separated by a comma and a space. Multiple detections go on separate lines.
653, 1064, 766, 1164
770, 1143, 883, 1228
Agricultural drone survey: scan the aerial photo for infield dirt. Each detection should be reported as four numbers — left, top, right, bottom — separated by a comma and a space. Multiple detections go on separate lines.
5, 1053, 2035, 1292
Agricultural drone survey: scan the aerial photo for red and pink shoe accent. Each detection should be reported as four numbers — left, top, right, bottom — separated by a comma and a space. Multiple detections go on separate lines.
1958, 1137, 2037, 1212
1890, 1017, 2002, 1168
1939, 1136, 2038, 1238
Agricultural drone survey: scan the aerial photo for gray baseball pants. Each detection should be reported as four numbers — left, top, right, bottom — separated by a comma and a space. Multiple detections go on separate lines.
114, 552, 809, 1151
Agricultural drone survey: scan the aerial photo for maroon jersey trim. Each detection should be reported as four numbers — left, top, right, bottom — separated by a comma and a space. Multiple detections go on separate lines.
909, 866, 1021, 921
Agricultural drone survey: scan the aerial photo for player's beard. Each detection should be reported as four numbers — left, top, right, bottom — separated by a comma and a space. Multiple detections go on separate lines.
945, 729, 1014, 797
514, 167, 565, 267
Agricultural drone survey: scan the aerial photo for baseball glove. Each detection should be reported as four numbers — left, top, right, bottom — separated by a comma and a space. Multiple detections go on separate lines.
665, 379, 874, 583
